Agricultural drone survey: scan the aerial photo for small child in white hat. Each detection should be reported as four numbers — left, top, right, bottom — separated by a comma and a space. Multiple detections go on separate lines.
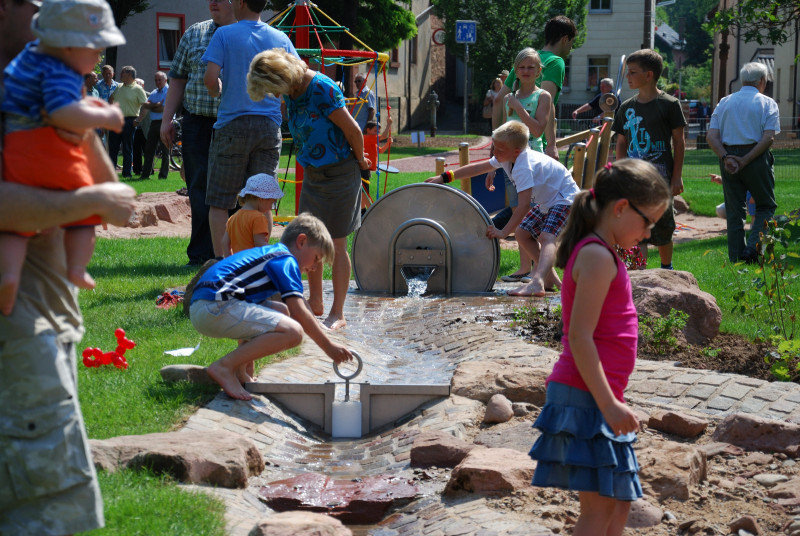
0, 0, 127, 315
221, 173, 284, 256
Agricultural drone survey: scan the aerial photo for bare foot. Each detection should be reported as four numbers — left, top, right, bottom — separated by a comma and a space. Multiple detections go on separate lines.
0, 279, 19, 315
323, 314, 347, 330
67, 268, 96, 290
207, 362, 252, 400
309, 296, 324, 316
236, 369, 255, 385
507, 280, 546, 297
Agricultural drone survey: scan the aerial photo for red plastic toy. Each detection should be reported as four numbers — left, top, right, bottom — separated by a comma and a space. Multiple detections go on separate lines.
82, 328, 135, 369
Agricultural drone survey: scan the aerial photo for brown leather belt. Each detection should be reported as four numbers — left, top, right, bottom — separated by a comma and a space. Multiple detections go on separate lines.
724, 143, 757, 150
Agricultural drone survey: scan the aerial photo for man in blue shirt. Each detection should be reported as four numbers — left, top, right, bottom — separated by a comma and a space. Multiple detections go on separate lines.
202, 0, 297, 257
139, 71, 170, 179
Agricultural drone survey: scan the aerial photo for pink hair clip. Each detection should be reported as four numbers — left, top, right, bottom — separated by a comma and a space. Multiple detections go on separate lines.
589, 188, 596, 199
604, 162, 613, 170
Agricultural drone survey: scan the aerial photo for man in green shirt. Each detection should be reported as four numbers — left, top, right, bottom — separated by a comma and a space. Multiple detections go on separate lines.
493, 16, 576, 161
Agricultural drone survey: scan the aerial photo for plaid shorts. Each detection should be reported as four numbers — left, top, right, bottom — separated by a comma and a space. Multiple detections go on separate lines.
207, 115, 282, 209
519, 203, 571, 238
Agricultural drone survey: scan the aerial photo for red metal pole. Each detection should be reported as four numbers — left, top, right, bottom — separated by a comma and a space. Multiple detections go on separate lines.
292, 1, 311, 215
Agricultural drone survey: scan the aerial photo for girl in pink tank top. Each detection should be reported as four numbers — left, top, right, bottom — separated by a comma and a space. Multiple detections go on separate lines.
529, 159, 671, 536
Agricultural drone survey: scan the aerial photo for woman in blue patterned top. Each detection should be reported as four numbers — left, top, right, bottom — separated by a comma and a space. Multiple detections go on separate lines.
247, 48, 370, 330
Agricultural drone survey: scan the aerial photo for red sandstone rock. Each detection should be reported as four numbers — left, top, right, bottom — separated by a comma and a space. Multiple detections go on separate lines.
445, 447, 535, 495
451, 359, 551, 405
258, 472, 418, 524
648, 410, 709, 438
729, 514, 762, 535
637, 441, 707, 500
410, 431, 474, 468
90, 431, 264, 488
711, 414, 800, 456
248, 511, 352, 536
629, 270, 721, 345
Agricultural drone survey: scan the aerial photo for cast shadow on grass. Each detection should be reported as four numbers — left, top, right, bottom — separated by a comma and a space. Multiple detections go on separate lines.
90, 262, 198, 280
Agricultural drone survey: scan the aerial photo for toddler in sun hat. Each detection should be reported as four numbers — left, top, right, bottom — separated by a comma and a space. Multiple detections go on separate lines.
220, 173, 284, 256
0, 0, 126, 315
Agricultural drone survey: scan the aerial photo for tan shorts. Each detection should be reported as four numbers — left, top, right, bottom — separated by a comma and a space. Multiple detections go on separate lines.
0, 334, 104, 535
190, 299, 285, 341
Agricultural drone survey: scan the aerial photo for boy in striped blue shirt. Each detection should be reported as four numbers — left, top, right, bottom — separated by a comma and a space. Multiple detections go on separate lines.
189, 213, 354, 400
0, 0, 125, 315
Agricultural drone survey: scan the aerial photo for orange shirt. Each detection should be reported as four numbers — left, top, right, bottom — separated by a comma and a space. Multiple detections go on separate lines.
226, 209, 270, 253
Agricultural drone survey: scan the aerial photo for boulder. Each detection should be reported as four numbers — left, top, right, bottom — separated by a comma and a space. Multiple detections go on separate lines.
451, 359, 551, 405
648, 410, 709, 438
128, 192, 190, 228
626, 498, 663, 528
445, 447, 536, 495
484, 394, 514, 424
410, 431, 474, 468
637, 441, 707, 500
159, 364, 216, 384
90, 431, 264, 488
258, 472, 417, 524
711, 414, 800, 456
248, 511, 351, 536
629, 270, 721, 345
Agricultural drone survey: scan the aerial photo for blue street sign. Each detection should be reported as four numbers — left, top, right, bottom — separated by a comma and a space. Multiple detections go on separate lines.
455, 20, 477, 44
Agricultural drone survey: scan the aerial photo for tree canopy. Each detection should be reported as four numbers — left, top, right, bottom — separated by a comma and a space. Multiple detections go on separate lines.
107, 0, 151, 29
707, 0, 799, 46
430, 0, 588, 96
655, 0, 716, 68
264, 0, 417, 53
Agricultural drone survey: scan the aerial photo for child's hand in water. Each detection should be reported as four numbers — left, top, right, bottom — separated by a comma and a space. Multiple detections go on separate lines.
601, 400, 640, 436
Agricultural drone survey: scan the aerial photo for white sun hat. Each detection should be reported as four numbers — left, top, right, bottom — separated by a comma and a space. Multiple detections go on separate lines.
32, 0, 126, 49
239, 173, 284, 200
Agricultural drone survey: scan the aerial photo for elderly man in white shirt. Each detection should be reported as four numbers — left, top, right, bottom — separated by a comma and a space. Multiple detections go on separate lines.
707, 62, 780, 263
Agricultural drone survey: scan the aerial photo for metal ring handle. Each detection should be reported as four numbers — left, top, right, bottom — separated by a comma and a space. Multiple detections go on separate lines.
333, 351, 363, 380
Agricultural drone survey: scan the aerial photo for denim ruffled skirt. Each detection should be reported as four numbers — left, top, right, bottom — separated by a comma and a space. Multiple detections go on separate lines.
529, 382, 643, 501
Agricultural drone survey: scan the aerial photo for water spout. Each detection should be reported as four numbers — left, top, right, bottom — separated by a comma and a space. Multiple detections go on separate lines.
400, 266, 436, 297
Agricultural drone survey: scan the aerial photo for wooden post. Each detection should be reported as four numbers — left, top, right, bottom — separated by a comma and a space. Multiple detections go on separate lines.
458, 142, 470, 194
595, 117, 614, 183
584, 127, 601, 189
572, 143, 587, 187
435, 157, 445, 176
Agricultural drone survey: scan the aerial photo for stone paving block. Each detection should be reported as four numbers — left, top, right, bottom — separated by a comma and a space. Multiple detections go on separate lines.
719, 383, 754, 400
707, 396, 738, 411
735, 377, 766, 387
629, 380, 660, 394
647, 396, 681, 407
752, 389, 785, 402
656, 382, 689, 398
673, 397, 702, 409
650, 369, 680, 380
697, 374, 729, 386
770, 400, 796, 414
686, 384, 718, 399
672, 373, 704, 384
737, 397, 769, 413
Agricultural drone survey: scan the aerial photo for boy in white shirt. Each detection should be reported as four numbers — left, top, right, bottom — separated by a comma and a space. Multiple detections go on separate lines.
426, 120, 579, 296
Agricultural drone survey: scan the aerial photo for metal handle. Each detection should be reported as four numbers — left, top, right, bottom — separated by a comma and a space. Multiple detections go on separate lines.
333, 350, 363, 381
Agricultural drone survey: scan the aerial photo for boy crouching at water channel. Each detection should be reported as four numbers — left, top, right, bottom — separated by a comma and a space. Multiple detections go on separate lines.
426, 120, 579, 297
189, 213, 353, 400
